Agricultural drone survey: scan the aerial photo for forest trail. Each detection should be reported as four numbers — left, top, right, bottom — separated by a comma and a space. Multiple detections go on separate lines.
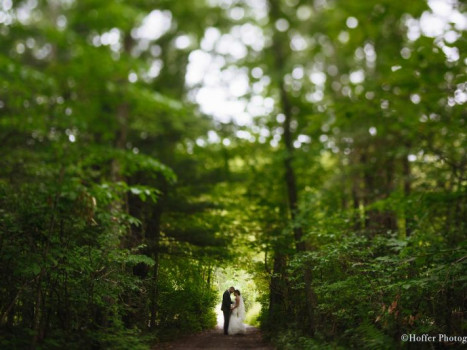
154, 326, 275, 350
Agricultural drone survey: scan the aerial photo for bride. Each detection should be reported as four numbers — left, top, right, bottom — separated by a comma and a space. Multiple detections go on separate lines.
228, 290, 246, 335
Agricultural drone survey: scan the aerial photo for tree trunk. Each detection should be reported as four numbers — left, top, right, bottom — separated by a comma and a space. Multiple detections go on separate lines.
110, 102, 129, 235
31, 269, 46, 349
267, 0, 315, 335
110, 32, 133, 238
402, 153, 412, 236
147, 208, 162, 329
268, 252, 286, 329
149, 248, 160, 329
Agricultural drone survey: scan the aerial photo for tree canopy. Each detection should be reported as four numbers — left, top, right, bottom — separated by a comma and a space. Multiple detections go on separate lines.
1, 0, 466, 349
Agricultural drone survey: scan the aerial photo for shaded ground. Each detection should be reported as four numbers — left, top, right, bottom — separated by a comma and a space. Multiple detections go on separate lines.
154, 326, 275, 350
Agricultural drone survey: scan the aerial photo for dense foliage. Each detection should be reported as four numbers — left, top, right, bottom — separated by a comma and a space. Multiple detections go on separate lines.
231, 0, 467, 348
0, 1, 227, 348
1, 0, 465, 349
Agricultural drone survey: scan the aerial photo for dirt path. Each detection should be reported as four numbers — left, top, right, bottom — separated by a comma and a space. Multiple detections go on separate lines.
154, 326, 275, 350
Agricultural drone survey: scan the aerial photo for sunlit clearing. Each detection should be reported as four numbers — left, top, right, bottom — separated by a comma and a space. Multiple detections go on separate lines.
214, 267, 262, 327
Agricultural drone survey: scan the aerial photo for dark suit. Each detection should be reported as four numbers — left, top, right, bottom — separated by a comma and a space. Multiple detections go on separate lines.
221, 290, 233, 334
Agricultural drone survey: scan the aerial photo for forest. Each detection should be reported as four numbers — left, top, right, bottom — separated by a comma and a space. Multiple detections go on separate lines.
0, 0, 466, 349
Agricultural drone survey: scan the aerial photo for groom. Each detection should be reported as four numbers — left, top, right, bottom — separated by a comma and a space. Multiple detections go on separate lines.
221, 286, 235, 335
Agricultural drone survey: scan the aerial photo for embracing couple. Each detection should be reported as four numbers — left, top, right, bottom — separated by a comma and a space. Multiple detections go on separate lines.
221, 286, 246, 335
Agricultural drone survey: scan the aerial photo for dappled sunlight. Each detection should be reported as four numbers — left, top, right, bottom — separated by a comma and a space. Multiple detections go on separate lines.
1, 0, 465, 349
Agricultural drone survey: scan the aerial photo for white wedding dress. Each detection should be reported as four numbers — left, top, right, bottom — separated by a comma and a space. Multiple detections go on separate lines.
228, 296, 246, 335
